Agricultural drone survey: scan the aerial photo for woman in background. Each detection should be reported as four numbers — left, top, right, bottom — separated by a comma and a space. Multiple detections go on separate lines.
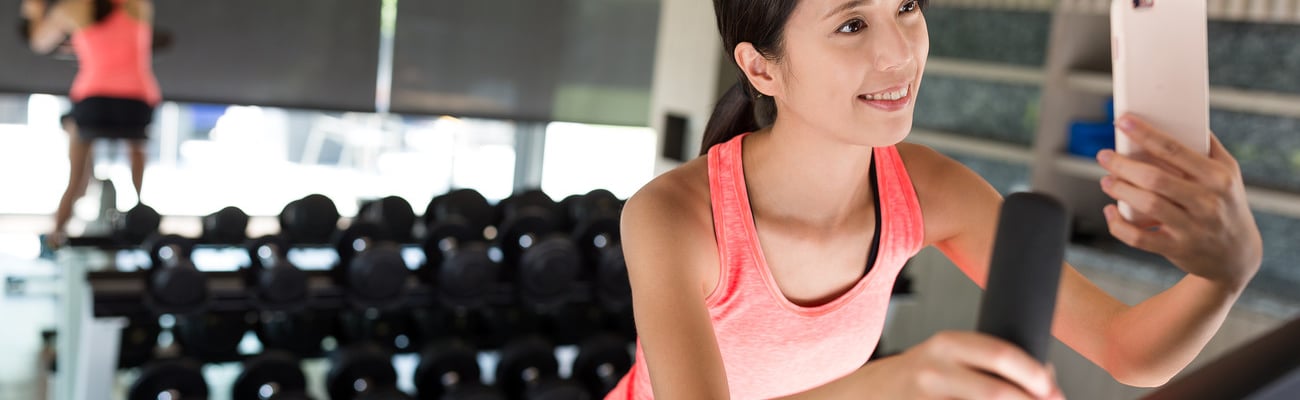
23, 0, 160, 246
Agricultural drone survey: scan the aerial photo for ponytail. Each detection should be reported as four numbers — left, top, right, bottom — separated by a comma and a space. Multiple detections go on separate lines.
699, 80, 777, 156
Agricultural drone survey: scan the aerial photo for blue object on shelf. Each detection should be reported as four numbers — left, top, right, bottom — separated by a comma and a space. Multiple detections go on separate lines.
1068, 121, 1116, 158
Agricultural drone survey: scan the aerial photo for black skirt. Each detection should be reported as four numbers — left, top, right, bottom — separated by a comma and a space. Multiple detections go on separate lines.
71, 96, 156, 141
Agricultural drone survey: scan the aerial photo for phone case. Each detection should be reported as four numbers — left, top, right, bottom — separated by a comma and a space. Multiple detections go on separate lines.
1111, 0, 1211, 226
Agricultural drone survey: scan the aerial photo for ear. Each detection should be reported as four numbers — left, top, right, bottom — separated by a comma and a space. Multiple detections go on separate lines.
734, 42, 782, 98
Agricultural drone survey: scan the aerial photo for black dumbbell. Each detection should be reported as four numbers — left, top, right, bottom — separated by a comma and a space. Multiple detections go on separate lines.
333, 222, 411, 308
560, 190, 622, 266
257, 309, 334, 359
422, 211, 500, 311
118, 313, 161, 369
174, 310, 255, 363
495, 336, 591, 400
495, 190, 581, 310
359, 196, 417, 243
426, 189, 496, 239
280, 194, 341, 244
232, 351, 310, 400
572, 334, 633, 397
243, 235, 309, 311
202, 206, 250, 245
337, 309, 417, 353
128, 357, 209, 400
327, 343, 406, 400
114, 203, 162, 245
415, 339, 505, 400
143, 235, 208, 313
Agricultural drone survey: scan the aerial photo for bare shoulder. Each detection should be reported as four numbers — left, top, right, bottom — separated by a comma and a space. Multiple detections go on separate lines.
621, 156, 718, 294
894, 142, 1002, 245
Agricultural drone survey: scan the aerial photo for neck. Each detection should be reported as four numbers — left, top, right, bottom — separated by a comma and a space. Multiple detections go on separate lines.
743, 116, 878, 230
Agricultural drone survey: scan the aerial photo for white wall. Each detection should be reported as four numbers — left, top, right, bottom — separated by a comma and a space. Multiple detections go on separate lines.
648, 0, 726, 175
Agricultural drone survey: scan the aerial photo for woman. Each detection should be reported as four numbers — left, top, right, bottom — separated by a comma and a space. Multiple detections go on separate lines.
23, 0, 160, 246
607, 0, 1263, 398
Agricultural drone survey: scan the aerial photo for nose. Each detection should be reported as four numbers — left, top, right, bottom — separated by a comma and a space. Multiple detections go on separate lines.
872, 20, 915, 72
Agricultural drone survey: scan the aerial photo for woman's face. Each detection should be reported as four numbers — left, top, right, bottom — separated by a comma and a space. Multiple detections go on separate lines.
766, 0, 929, 147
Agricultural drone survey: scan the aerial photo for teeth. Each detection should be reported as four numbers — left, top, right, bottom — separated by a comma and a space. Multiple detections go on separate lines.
862, 86, 909, 101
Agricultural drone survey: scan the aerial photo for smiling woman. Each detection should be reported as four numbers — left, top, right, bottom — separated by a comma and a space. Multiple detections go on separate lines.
606, 0, 1265, 398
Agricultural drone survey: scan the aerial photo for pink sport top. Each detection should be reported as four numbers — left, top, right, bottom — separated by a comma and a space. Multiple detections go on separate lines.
69, 0, 161, 106
606, 133, 926, 399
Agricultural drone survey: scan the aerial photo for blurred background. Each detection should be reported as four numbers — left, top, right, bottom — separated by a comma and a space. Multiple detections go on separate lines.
0, 0, 1297, 399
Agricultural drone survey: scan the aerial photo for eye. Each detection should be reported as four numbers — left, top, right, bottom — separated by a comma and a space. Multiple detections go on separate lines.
837, 19, 866, 34
900, 0, 920, 13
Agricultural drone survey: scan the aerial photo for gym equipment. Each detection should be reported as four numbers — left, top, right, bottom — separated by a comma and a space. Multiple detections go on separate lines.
127, 358, 209, 400
560, 189, 622, 268
326, 343, 403, 400
425, 189, 496, 238
256, 309, 334, 359
1144, 316, 1300, 400
359, 196, 417, 243
143, 235, 208, 314
975, 192, 1069, 363
280, 194, 341, 244
113, 203, 162, 245
117, 313, 161, 369
414, 339, 504, 400
495, 190, 581, 309
202, 206, 249, 245
495, 335, 591, 400
333, 222, 411, 309
572, 334, 633, 397
232, 351, 310, 400
422, 211, 501, 311
337, 309, 416, 353
174, 309, 254, 363
243, 235, 309, 311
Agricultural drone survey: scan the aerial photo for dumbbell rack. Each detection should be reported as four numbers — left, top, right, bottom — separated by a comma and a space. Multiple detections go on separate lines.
53, 241, 623, 400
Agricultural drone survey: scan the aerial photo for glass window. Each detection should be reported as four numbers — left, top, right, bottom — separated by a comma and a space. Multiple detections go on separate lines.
540, 121, 656, 201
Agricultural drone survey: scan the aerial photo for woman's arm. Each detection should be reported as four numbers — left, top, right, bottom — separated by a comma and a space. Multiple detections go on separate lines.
910, 115, 1262, 387
22, 0, 75, 54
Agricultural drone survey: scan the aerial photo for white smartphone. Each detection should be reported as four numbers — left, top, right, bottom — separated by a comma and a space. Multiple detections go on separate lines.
1110, 0, 1211, 227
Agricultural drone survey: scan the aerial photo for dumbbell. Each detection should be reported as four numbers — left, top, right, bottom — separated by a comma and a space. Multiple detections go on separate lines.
415, 339, 505, 400
425, 189, 496, 239
143, 235, 208, 313
560, 189, 622, 267
128, 357, 209, 400
495, 336, 591, 400
333, 222, 411, 308
232, 351, 310, 400
114, 203, 162, 245
243, 235, 309, 311
174, 310, 255, 363
118, 313, 161, 369
327, 343, 410, 400
202, 206, 250, 245
572, 334, 633, 397
257, 309, 334, 359
280, 194, 341, 244
494, 190, 581, 309
358, 196, 417, 243
421, 206, 500, 311
337, 309, 417, 353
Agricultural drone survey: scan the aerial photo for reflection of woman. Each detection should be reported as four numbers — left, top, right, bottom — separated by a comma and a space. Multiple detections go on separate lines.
23, 0, 160, 245
608, 0, 1263, 399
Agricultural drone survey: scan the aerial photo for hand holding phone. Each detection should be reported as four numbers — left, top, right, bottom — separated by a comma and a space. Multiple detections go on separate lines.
1110, 0, 1211, 226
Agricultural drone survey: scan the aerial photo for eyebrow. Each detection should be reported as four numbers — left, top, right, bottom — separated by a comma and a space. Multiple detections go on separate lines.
824, 0, 874, 20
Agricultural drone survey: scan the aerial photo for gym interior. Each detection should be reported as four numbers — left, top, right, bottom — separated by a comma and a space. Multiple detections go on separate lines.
1, 0, 1298, 399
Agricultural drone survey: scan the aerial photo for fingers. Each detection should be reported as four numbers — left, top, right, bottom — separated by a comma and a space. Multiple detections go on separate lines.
1097, 150, 1203, 213
926, 332, 1055, 398
1114, 115, 1211, 180
917, 364, 1038, 400
1103, 204, 1178, 254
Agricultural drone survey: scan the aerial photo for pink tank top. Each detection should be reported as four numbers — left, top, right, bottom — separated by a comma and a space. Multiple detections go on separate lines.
69, 0, 161, 105
606, 133, 926, 399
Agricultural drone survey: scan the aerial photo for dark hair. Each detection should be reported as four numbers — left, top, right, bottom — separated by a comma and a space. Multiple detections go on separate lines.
700, 0, 929, 155
700, 0, 796, 155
